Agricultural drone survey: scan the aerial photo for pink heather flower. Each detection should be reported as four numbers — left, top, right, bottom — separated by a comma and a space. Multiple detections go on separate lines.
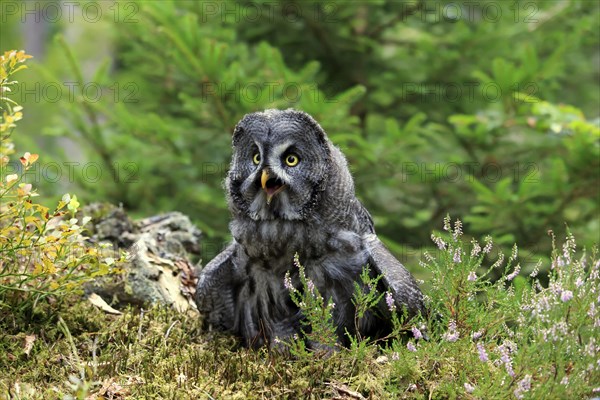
491, 253, 505, 270
561, 290, 573, 302
477, 343, 489, 362
530, 261, 540, 278
470, 240, 481, 258
513, 375, 532, 399
468, 271, 477, 282
431, 234, 446, 250
453, 248, 462, 264
444, 332, 459, 342
283, 272, 293, 291
424, 251, 434, 263
307, 279, 315, 293
482, 236, 493, 254
510, 244, 518, 261
443, 320, 459, 342
505, 363, 515, 377
562, 233, 576, 263
453, 219, 463, 240
411, 326, 423, 340
506, 264, 521, 281
443, 215, 451, 231
293, 253, 301, 269
407, 341, 417, 352
472, 330, 483, 340
464, 382, 475, 393
499, 344, 515, 377
575, 277, 584, 288
500, 347, 510, 364
386, 291, 396, 312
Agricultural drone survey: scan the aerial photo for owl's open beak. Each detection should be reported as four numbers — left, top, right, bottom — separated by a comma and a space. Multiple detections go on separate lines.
261, 169, 285, 205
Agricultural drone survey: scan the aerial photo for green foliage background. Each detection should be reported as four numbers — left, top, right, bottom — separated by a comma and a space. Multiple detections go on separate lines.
2, 0, 599, 268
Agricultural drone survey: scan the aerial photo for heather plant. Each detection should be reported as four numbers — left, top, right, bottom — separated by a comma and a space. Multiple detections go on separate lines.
350, 266, 387, 342
0, 50, 120, 319
284, 253, 339, 353
380, 216, 600, 398
284, 254, 415, 358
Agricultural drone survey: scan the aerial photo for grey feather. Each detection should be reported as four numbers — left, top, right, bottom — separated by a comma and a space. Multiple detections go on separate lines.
364, 234, 425, 316
196, 109, 424, 348
195, 243, 237, 332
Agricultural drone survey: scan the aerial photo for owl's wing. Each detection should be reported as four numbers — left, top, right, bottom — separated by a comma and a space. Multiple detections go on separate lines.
364, 234, 425, 317
355, 199, 376, 234
195, 242, 238, 331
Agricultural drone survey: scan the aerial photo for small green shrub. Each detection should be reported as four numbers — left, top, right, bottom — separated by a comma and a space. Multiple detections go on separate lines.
283, 253, 412, 354
279, 215, 598, 397
381, 216, 599, 398
284, 253, 338, 352
0, 50, 120, 319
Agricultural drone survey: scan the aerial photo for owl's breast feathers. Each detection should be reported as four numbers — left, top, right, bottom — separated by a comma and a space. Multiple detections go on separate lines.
224, 213, 375, 346
230, 197, 370, 263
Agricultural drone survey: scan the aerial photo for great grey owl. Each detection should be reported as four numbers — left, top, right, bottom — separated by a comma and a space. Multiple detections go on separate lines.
195, 109, 424, 348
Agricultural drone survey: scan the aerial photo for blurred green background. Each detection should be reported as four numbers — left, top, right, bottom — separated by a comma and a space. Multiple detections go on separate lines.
2, 0, 598, 272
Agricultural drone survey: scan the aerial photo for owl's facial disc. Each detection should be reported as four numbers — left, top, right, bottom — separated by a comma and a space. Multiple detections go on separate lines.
261, 169, 285, 205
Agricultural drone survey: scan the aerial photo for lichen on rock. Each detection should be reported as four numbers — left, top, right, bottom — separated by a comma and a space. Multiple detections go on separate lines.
81, 203, 201, 312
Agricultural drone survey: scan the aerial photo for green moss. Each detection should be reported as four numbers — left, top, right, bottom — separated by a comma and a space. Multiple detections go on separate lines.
0, 302, 386, 399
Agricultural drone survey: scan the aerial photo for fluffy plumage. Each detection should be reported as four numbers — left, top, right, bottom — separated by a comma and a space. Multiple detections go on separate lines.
196, 109, 424, 348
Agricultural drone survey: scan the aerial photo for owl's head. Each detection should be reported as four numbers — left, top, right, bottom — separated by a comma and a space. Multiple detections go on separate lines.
226, 109, 341, 221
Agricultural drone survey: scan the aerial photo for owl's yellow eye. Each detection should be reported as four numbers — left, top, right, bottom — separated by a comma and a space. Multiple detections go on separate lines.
252, 153, 261, 165
284, 153, 299, 167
